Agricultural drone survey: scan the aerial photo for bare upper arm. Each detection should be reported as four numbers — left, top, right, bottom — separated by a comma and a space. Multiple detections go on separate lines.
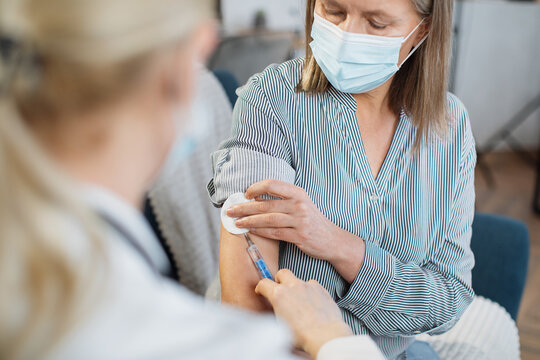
219, 224, 279, 312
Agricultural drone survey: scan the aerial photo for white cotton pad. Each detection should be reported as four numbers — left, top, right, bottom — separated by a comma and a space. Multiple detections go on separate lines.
221, 192, 254, 235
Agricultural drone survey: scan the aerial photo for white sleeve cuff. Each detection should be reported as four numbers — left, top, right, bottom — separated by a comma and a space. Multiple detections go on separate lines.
316, 335, 384, 360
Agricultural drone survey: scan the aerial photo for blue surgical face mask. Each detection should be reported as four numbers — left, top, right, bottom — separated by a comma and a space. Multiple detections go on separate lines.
309, 13, 427, 94
159, 98, 209, 178
157, 63, 210, 179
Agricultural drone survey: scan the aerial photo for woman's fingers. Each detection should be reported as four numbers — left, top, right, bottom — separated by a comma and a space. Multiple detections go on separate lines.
236, 213, 295, 229
256, 273, 354, 359
245, 179, 303, 200
227, 199, 295, 218
255, 278, 278, 300
275, 269, 298, 284
255, 270, 298, 300
247, 227, 298, 243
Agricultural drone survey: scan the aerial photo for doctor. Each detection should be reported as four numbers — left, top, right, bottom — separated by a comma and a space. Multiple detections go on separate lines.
0, 0, 382, 359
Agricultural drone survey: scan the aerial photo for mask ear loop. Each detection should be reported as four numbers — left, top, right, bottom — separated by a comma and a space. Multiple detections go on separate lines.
398, 19, 428, 69
402, 19, 425, 43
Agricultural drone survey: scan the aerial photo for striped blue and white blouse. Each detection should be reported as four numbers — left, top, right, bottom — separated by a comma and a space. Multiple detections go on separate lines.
208, 58, 476, 359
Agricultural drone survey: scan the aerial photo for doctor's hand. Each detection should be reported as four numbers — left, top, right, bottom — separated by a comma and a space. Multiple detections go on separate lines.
226, 179, 365, 283
255, 269, 353, 358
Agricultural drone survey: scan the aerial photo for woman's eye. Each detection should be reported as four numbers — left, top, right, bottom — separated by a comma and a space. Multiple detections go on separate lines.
368, 21, 387, 30
324, 8, 345, 18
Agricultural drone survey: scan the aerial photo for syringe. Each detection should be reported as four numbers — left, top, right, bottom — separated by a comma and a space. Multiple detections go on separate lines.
244, 233, 274, 280
221, 192, 275, 281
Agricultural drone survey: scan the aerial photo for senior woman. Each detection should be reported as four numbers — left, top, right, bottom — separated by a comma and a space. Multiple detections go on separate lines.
210, 0, 476, 359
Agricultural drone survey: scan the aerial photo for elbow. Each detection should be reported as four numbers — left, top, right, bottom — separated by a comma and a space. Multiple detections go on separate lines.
399, 279, 475, 337
427, 281, 475, 336
449, 278, 475, 325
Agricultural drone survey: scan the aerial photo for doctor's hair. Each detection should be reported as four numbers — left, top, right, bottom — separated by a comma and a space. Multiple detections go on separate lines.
0, 0, 212, 359
298, 0, 454, 150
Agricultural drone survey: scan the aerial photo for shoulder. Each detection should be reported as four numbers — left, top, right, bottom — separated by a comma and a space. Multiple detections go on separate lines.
446, 93, 469, 129
446, 93, 471, 137
237, 58, 304, 103
445, 93, 475, 155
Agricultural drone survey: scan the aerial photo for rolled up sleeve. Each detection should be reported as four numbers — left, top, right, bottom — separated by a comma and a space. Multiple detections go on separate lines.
208, 76, 296, 207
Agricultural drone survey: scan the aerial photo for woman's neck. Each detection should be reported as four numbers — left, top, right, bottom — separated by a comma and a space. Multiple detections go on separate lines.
352, 81, 395, 126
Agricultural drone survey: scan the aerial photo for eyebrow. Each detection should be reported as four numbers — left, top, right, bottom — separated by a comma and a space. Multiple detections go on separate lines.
362, 10, 397, 21
321, 0, 398, 22
321, 0, 344, 9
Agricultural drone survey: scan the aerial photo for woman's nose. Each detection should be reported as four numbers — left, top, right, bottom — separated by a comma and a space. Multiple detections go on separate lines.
340, 16, 366, 34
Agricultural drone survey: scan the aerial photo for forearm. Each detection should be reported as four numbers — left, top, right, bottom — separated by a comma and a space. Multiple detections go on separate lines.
327, 228, 366, 284
336, 241, 474, 336
219, 225, 279, 311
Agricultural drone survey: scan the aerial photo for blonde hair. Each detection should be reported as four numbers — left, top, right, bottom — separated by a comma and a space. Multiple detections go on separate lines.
298, 0, 454, 149
0, 0, 212, 359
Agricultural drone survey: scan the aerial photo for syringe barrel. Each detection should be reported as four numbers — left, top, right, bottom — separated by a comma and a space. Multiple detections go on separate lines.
247, 244, 273, 280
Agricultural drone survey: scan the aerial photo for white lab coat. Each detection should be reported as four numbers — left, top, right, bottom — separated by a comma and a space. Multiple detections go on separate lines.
45, 185, 383, 360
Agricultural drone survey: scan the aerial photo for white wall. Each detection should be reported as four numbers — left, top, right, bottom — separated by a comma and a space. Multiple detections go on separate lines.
453, 1, 540, 150
221, 0, 305, 34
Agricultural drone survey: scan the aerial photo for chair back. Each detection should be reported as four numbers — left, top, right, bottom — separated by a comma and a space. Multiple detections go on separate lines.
471, 213, 530, 320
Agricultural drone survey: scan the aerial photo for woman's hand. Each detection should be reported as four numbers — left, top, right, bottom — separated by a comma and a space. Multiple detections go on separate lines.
227, 180, 342, 261
255, 269, 353, 358
226, 179, 366, 283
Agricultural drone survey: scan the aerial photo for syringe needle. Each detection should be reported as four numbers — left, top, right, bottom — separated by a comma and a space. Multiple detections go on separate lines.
243, 233, 254, 246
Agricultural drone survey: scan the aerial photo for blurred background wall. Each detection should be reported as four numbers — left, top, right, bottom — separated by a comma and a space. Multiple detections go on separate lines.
452, 1, 540, 151
220, 0, 304, 35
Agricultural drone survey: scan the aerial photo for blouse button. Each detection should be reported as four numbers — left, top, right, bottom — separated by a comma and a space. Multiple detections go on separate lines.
370, 194, 379, 202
